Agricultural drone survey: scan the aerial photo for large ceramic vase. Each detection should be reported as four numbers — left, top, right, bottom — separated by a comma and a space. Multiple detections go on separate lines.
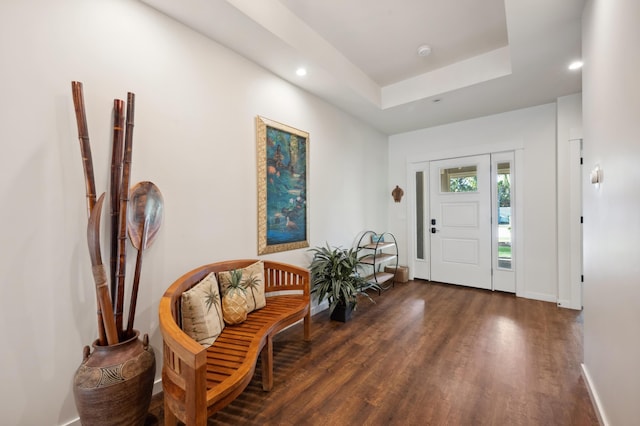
73, 331, 156, 426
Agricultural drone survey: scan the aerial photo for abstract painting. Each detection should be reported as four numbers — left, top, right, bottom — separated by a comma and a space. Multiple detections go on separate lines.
256, 116, 309, 254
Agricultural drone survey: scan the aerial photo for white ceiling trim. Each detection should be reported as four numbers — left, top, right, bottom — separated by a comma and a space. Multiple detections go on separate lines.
225, 0, 381, 107
381, 46, 512, 109
140, 0, 515, 111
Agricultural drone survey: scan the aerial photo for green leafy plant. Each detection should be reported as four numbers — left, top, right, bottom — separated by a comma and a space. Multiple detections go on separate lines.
308, 243, 377, 314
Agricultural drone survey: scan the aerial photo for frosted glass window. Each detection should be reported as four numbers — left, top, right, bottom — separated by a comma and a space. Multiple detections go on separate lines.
416, 171, 424, 260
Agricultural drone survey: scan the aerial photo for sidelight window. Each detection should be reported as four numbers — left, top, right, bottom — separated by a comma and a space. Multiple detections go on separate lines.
496, 162, 512, 269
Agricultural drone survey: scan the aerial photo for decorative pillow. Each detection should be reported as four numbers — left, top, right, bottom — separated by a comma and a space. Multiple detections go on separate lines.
181, 272, 225, 347
218, 261, 266, 313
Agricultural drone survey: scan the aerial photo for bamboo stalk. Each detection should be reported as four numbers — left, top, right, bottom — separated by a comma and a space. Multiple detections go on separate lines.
87, 194, 119, 345
71, 81, 106, 346
109, 100, 125, 308
93, 264, 119, 345
71, 81, 97, 217
114, 92, 135, 338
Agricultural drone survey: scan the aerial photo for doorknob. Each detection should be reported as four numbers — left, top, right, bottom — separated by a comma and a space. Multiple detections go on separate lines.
431, 227, 438, 234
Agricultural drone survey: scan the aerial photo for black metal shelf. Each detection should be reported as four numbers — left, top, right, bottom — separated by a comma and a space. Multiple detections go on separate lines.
356, 230, 398, 293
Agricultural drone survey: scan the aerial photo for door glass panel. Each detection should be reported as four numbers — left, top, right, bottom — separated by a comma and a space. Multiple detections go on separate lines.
416, 171, 424, 260
440, 165, 478, 192
497, 162, 512, 269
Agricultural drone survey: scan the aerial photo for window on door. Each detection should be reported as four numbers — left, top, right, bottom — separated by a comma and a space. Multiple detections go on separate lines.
440, 166, 478, 192
496, 162, 512, 270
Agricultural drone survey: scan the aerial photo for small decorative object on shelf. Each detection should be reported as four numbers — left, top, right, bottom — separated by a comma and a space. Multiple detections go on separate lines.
356, 231, 399, 293
70, 81, 161, 425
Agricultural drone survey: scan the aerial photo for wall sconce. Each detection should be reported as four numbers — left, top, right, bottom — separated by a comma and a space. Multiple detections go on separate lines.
590, 165, 602, 184
392, 185, 404, 203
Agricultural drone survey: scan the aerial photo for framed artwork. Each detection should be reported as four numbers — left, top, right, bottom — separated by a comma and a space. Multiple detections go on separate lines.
256, 116, 309, 254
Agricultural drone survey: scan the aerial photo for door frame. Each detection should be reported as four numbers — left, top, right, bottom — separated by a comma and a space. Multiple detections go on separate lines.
568, 138, 583, 308
406, 145, 525, 296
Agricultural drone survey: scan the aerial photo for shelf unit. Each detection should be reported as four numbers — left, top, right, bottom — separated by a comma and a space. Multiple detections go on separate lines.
356, 231, 398, 293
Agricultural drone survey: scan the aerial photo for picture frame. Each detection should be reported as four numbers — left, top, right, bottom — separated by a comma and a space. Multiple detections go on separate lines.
256, 116, 309, 255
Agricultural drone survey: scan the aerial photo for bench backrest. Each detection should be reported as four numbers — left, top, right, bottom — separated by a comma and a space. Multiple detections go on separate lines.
162, 259, 310, 326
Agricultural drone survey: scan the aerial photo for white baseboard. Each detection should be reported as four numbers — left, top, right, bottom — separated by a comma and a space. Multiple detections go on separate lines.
556, 298, 581, 310
520, 291, 557, 303
581, 363, 609, 426
311, 300, 328, 316
61, 417, 80, 426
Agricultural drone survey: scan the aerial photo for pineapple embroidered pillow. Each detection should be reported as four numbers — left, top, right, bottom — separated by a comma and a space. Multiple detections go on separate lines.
181, 272, 225, 347
218, 261, 266, 313
221, 272, 249, 325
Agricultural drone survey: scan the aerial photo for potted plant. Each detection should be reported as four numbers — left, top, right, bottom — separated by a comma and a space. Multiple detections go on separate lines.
308, 244, 378, 322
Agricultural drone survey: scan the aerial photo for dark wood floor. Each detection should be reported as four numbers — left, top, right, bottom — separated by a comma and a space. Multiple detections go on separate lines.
146, 280, 599, 425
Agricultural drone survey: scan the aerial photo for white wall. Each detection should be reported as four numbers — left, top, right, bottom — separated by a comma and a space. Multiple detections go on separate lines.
582, 0, 640, 424
388, 103, 559, 301
0, 1, 388, 424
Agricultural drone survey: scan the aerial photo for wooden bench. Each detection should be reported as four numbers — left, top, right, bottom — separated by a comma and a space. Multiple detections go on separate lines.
158, 259, 311, 425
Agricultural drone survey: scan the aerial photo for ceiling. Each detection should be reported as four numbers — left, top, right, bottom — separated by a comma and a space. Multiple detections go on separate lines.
140, 0, 584, 135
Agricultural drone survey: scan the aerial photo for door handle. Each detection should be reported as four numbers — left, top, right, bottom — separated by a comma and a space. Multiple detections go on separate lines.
431, 227, 439, 234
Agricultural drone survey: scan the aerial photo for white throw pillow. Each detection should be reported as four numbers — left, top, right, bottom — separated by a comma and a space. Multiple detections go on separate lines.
181, 272, 225, 347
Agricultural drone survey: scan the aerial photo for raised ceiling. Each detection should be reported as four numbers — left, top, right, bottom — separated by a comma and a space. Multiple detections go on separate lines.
278, 0, 509, 86
140, 0, 584, 135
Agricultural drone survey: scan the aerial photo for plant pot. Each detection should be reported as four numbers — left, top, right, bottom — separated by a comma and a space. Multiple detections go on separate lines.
331, 301, 354, 322
73, 330, 156, 426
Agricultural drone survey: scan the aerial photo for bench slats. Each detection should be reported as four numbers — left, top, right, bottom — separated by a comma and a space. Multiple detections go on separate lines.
206, 351, 245, 362
206, 364, 238, 376
207, 358, 242, 369
204, 372, 230, 383
160, 260, 310, 426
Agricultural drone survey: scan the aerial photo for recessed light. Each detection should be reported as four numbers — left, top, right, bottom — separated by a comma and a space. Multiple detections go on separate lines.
296, 67, 307, 76
568, 60, 583, 70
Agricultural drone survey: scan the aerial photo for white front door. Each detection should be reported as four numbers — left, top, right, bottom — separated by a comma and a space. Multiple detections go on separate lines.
429, 155, 492, 289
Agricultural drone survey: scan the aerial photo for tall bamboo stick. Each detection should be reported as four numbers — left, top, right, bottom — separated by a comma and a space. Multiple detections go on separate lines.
114, 92, 135, 338
71, 81, 106, 346
71, 81, 97, 217
109, 100, 125, 308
